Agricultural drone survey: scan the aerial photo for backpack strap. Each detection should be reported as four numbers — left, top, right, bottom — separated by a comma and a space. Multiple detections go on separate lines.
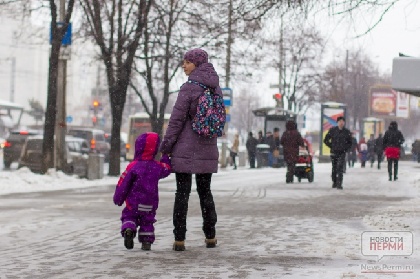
188, 80, 214, 92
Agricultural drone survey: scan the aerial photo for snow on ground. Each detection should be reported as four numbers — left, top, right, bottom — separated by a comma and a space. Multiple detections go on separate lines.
1, 158, 420, 278
0, 166, 119, 195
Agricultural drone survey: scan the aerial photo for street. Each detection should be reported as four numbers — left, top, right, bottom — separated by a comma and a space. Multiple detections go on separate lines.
0, 161, 419, 278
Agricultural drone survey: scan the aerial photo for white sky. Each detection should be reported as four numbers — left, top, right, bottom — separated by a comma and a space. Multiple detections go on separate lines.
319, 0, 420, 73
1, 2, 420, 130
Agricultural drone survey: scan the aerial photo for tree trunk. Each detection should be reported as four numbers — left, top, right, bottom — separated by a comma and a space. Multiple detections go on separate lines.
41, 39, 61, 174
109, 94, 123, 176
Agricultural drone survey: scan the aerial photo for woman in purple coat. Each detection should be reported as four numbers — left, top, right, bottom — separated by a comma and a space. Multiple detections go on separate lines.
160, 48, 221, 251
113, 132, 171, 250
280, 120, 304, 183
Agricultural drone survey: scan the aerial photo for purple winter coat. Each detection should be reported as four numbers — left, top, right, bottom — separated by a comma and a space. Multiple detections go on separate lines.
113, 132, 171, 210
280, 120, 305, 164
160, 63, 222, 173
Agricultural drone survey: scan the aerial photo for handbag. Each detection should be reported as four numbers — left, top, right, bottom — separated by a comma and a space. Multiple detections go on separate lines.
273, 149, 280, 158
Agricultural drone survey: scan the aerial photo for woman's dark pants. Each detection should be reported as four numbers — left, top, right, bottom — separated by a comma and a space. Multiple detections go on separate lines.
387, 159, 398, 180
173, 173, 217, 241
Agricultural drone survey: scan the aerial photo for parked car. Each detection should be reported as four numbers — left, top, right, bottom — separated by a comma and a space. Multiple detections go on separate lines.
18, 135, 90, 177
67, 128, 110, 162
104, 132, 128, 161
3, 129, 41, 168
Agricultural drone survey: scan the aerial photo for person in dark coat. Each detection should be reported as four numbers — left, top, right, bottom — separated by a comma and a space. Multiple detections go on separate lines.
160, 48, 222, 251
383, 121, 405, 181
358, 137, 368, 168
347, 134, 359, 168
412, 140, 420, 163
367, 134, 376, 168
374, 133, 384, 169
323, 116, 352, 189
280, 120, 304, 183
245, 132, 258, 168
267, 127, 281, 167
113, 132, 172, 250
265, 131, 273, 166
257, 130, 266, 144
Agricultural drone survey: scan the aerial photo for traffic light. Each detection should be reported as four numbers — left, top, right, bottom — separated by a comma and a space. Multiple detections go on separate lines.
273, 93, 282, 100
92, 100, 100, 115
273, 93, 282, 107
92, 116, 97, 125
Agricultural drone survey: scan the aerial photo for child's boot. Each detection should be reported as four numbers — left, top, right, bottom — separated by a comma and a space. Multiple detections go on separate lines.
141, 242, 151, 251
205, 238, 217, 248
124, 229, 134, 250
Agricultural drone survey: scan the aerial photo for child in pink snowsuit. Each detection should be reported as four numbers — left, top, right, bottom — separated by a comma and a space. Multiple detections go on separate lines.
113, 132, 171, 250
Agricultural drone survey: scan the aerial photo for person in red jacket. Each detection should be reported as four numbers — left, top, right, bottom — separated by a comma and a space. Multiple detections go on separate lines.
383, 121, 405, 181
280, 120, 305, 183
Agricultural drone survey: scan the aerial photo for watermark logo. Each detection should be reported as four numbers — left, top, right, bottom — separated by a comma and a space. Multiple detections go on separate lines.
361, 231, 413, 261
360, 264, 414, 274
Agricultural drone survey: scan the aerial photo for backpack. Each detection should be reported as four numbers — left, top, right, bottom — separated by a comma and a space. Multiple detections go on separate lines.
188, 80, 226, 138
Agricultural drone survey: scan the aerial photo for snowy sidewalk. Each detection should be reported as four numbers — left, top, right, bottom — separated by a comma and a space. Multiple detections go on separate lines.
0, 161, 419, 278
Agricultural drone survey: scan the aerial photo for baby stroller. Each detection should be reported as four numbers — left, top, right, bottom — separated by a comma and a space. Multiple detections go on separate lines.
294, 139, 314, 183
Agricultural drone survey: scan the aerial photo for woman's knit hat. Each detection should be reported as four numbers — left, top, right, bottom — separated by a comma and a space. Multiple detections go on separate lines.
183, 48, 208, 67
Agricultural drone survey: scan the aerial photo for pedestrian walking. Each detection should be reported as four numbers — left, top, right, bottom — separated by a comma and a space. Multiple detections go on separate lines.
160, 48, 223, 251
113, 132, 172, 251
367, 134, 376, 168
347, 133, 359, 168
265, 131, 274, 166
323, 116, 352, 189
230, 134, 239, 170
411, 140, 420, 163
359, 137, 368, 168
383, 121, 405, 181
267, 127, 281, 167
374, 133, 384, 169
280, 120, 304, 183
246, 132, 258, 168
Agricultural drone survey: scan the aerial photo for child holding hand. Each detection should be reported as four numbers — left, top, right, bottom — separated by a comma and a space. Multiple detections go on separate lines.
113, 132, 171, 250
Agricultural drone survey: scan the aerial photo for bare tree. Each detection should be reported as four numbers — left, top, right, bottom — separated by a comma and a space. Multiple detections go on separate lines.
281, 25, 324, 112
317, 49, 386, 130
27, 98, 45, 125
41, 0, 75, 173
129, 0, 226, 138
79, 0, 152, 176
0, 0, 75, 173
257, 12, 325, 113
229, 88, 263, 133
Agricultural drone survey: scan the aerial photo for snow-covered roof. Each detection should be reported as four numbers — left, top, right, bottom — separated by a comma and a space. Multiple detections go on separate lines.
322, 101, 346, 107
0, 99, 24, 110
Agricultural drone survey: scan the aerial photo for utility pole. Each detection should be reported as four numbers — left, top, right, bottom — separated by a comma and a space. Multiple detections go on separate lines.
10, 57, 15, 103
278, 14, 284, 110
9, 31, 17, 103
55, 0, 67, 171
220, 0, 233, 169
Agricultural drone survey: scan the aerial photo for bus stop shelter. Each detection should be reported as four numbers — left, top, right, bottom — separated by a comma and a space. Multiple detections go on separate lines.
252, 107, 298, 136
252, 107, 298, 168
0, 99, 24, 138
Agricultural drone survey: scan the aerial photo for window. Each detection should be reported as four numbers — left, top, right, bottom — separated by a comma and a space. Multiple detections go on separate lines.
95, 133, 105, 142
